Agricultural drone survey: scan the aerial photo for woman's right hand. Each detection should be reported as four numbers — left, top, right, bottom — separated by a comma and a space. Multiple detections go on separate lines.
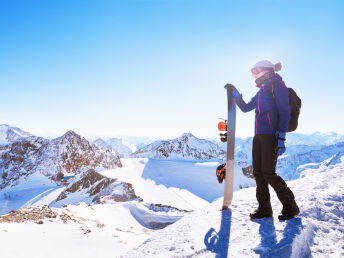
226, 84, 240, 99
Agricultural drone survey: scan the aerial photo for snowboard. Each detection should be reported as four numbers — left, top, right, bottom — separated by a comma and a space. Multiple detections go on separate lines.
222, 84, 236, 210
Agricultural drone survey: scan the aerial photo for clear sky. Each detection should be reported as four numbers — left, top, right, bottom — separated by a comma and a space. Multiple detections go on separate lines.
0, 0, 343, 139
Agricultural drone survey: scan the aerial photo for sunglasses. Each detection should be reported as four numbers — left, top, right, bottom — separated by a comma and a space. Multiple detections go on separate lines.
251, 67, 263, 75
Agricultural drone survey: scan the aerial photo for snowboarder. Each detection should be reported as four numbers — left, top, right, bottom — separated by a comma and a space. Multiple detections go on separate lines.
229, 60, 300, 220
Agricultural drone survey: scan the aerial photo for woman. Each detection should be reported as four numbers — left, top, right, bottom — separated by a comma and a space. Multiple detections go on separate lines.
230, 60, 299, 220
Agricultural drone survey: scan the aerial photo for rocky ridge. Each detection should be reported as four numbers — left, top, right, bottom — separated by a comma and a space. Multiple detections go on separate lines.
0, 130, 122, 188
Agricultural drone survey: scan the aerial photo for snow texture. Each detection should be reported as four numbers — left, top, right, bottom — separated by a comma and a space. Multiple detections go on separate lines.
121, 159, 344, 257
0, 157, 343, 257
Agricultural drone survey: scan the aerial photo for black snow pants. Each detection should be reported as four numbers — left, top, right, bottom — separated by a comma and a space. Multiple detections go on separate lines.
252, 134, 295, 209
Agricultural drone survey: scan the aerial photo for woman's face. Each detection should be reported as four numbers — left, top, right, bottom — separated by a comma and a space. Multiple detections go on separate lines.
252, 70, 267, 80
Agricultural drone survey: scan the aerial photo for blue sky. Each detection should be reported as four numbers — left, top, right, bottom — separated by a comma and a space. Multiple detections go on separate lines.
0, 0, 343, 138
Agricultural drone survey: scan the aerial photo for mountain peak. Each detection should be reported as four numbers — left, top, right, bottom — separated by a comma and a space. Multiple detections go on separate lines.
179, 132, 195, 139
63, 130, 78, 138
54, 130, 84, 142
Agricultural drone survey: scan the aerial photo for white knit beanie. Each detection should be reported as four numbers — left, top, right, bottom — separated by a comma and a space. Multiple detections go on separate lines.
253, 60, 282, 72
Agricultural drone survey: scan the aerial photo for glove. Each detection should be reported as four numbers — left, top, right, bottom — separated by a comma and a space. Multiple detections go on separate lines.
225, 84, 240, 99
275, 131, 286, 156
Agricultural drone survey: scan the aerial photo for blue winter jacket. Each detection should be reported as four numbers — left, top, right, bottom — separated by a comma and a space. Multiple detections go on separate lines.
236, 74, 290, 135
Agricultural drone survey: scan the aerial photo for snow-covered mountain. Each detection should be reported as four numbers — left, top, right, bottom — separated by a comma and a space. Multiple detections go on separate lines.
286, 131, 344, 146
0, 130, 122, 189
132, 133, 226, 160
94, 138, 133, 158
211, 131, 344, 149
0, 124, 31, 145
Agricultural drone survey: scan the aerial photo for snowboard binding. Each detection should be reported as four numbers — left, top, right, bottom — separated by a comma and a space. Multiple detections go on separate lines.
219, 133, 227, 142
216, 163, 226, 184
218, 119, 228, 142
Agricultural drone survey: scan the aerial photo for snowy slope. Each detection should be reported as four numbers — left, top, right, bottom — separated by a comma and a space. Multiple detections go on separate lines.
122, 158, 344, 257
0, 156, 343, 257
0, 201, 184, 257
132, 133, 226, 160
100, 158, 211, 211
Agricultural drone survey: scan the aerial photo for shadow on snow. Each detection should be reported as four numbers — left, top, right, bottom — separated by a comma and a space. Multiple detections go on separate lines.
252, 217, 311, 258
204, 209, 232, 258
203, 214, 311, 258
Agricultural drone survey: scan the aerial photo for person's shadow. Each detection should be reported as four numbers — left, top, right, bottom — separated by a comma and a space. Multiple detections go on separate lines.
252, 217, 311, 257
204, 208, 232, 258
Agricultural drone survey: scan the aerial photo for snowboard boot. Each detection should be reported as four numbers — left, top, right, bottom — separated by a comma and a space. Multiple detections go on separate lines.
278, 201, 300, 220
249, 206, 273, 219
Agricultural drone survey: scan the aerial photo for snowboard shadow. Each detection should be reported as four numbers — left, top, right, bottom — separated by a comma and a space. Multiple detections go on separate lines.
204, 208, 232, 258
252, 217, 311, 257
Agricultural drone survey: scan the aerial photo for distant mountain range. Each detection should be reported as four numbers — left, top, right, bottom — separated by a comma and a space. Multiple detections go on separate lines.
131, 133, 226, 160
93, 138, 133, 158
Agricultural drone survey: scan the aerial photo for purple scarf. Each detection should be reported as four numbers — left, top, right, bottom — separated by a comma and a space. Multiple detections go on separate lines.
255, 70, 275, 88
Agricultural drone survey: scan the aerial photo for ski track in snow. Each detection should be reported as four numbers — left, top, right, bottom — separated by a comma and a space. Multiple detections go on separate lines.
28, 187, 66, 206
23, 187, 59, 207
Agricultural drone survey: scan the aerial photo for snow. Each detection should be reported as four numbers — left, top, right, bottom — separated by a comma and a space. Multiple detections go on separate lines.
0, 158, 342, 257
101, 158, 254, 208
195, 162, 220, 167
121, 160, 344, 257
22, 187, 65, 207
0, 172, 57, 215
100, 158, 210, 211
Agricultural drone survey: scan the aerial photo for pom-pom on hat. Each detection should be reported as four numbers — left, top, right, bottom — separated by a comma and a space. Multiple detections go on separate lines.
253, 60, 282, 72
